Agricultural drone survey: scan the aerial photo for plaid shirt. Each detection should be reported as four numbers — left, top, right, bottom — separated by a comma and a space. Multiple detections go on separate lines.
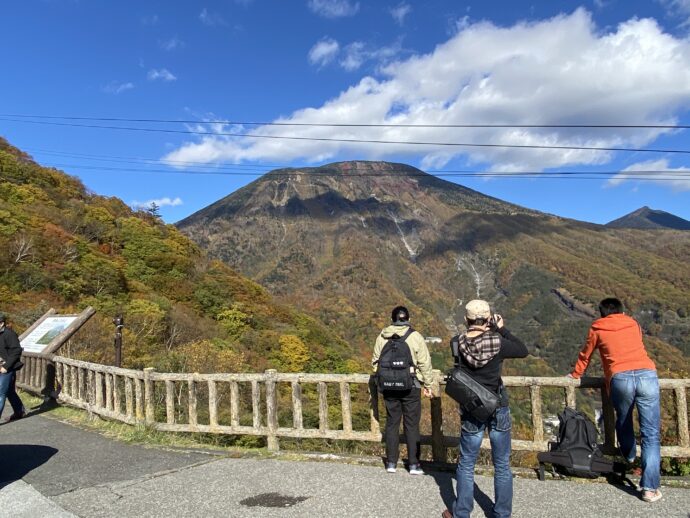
457, 329, 502, 368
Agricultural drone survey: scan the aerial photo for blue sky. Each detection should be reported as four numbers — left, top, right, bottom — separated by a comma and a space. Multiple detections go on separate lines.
2, 0, 690, 224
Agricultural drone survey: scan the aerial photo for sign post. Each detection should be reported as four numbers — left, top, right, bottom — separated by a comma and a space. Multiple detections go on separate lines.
20, 307, 96, 400
20, 307, 95, 356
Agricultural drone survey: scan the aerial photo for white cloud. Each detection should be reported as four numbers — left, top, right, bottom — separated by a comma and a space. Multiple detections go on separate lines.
141, 14, 159, 26
147, 68, 177, 82
199, 8, 227, 26
339, 40, 402, 71
159, 37, 184, 51
309, 38, 340, 67
390, 2, 411, 26
102, 81, 134, 95
131, 197, 184, 209
658, 0, 690, 26
308, 0, 359, 18
163, 8, 690, 186
608, 159, 690, 191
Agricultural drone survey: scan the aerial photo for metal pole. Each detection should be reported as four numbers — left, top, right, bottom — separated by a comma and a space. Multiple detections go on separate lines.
113, 315, 124, 368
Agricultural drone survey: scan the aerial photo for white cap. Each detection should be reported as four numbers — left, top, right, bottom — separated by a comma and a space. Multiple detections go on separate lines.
465, 299, 491, 320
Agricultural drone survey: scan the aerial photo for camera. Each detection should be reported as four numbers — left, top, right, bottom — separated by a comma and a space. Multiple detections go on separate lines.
488, 314, 502, 330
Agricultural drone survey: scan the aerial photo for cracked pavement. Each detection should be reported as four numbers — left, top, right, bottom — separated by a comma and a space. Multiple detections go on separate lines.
1, 407, 689, 517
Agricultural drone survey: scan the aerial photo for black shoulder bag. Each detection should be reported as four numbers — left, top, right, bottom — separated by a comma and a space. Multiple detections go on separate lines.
445, 334, 500, 422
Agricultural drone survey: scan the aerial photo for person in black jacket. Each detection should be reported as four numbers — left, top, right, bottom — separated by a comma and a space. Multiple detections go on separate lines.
0, 313, 26, 421
442, 300, 528, 518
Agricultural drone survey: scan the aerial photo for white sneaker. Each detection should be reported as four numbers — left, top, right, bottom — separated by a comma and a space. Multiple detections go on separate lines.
386, 463, 397, 473
409, 464, 424, 475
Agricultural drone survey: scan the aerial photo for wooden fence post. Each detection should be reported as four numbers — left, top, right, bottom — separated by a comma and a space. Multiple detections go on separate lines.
675, 387, 689, 449
340, 382, 353, 434
143, 367, 155, 425
530, 384, 544, 443
266, 369, 279, 451
165, 380, 175, 424
430, 369, 446, 463
318, 382, 329, 433
292, 381, 303, 430
368, 375, 380, 436
188, 374, 198, 428
208, 380, 218, 429
600, 387, 617, 454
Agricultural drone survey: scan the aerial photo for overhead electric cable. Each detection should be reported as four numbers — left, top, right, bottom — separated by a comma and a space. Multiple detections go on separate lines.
33, 162, 690, 181
2, 118, 689, 155
2, 113, 689, 129
23, 148, 690, 179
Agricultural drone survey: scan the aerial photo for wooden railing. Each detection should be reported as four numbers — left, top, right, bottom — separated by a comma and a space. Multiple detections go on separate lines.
17, 353, 690, 459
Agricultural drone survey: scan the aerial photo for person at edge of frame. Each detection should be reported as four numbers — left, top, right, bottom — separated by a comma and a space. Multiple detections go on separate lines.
0, 313, 26, 422
567, 297, 662, 503
372, 305, 433, 475
442, 299, 528, 518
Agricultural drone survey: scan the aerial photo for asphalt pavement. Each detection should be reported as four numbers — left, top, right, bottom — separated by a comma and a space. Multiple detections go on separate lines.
1, 405, 689, 517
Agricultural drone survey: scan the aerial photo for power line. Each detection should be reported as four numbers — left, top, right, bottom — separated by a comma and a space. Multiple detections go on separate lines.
27, 148, 279, 171
3, 117, 690, 155
16, 147, 690, 181
34, 162, 690, 181
2, 113, 689, 129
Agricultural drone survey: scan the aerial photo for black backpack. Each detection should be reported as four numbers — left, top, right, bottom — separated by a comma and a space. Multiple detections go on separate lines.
375, 328, 415, 392
537, 407, 616, 480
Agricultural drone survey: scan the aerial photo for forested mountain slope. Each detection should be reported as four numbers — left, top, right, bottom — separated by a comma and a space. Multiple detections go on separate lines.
0, 138, 357, 374
178, 161, 690, 377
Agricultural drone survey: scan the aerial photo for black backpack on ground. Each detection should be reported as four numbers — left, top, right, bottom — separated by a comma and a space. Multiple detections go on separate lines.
537, 407, 620, 480
375, 328, 415, 392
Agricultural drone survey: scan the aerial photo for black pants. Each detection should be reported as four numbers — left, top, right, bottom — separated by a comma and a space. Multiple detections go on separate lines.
383, 387, 421, 465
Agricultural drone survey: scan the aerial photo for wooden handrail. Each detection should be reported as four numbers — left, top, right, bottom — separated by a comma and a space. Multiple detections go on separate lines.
16, 354, 690, 458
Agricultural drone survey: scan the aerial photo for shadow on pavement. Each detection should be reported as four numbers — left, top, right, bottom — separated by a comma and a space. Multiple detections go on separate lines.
25, 399, 60, 419
0, 399, 59, 427
0, 444, 58, 489
472, 483, 494, 518
427, 469, 495, 518
427, 469, 455, 511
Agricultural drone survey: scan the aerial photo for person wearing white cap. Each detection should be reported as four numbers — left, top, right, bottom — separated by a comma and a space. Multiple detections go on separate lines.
442, 300, 528, 518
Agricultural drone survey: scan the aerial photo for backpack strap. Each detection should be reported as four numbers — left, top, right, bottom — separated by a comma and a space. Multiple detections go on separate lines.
401, 327, 414, 341
400, 327, 415, 370
450, 335, 460, 367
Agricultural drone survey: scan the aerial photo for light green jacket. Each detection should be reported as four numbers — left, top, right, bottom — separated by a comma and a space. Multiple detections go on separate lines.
371, 324, 433, 388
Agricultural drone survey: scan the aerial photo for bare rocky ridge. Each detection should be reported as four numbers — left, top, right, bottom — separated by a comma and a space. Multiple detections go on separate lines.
606, 206, 690, 230
177, 161, 690, 376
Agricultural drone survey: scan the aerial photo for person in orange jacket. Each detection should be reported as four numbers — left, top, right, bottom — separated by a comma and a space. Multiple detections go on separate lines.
568, 298, 661, 503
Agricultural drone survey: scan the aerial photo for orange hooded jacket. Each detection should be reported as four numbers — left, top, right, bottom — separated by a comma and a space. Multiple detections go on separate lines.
571, 313, 656, 381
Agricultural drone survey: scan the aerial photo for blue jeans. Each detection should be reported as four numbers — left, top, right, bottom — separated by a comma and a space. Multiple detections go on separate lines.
453, 405, 512, 518
610, 369, 661, 491
0, 370, 25, 417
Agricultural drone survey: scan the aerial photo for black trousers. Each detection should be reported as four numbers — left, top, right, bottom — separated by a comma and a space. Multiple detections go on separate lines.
383, 387, 421, 465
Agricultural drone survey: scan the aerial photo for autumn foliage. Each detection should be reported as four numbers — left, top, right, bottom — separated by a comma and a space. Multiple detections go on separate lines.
0, 138, 357, 374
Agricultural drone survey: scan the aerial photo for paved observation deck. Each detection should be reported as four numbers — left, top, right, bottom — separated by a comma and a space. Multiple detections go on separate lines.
1, 407, 689, 518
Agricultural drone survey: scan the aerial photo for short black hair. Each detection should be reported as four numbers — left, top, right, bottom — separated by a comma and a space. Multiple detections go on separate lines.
599, 298, 623, 317
465, 317, 488, 326
391, 305, 410, 323
0, 313, 5, 323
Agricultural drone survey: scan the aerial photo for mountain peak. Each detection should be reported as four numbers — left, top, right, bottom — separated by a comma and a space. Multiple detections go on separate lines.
606, 206, 690, 230
176, 160, 532, 230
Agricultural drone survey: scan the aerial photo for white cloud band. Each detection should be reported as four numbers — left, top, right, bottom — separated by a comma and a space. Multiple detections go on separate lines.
164, 9, 690, 181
